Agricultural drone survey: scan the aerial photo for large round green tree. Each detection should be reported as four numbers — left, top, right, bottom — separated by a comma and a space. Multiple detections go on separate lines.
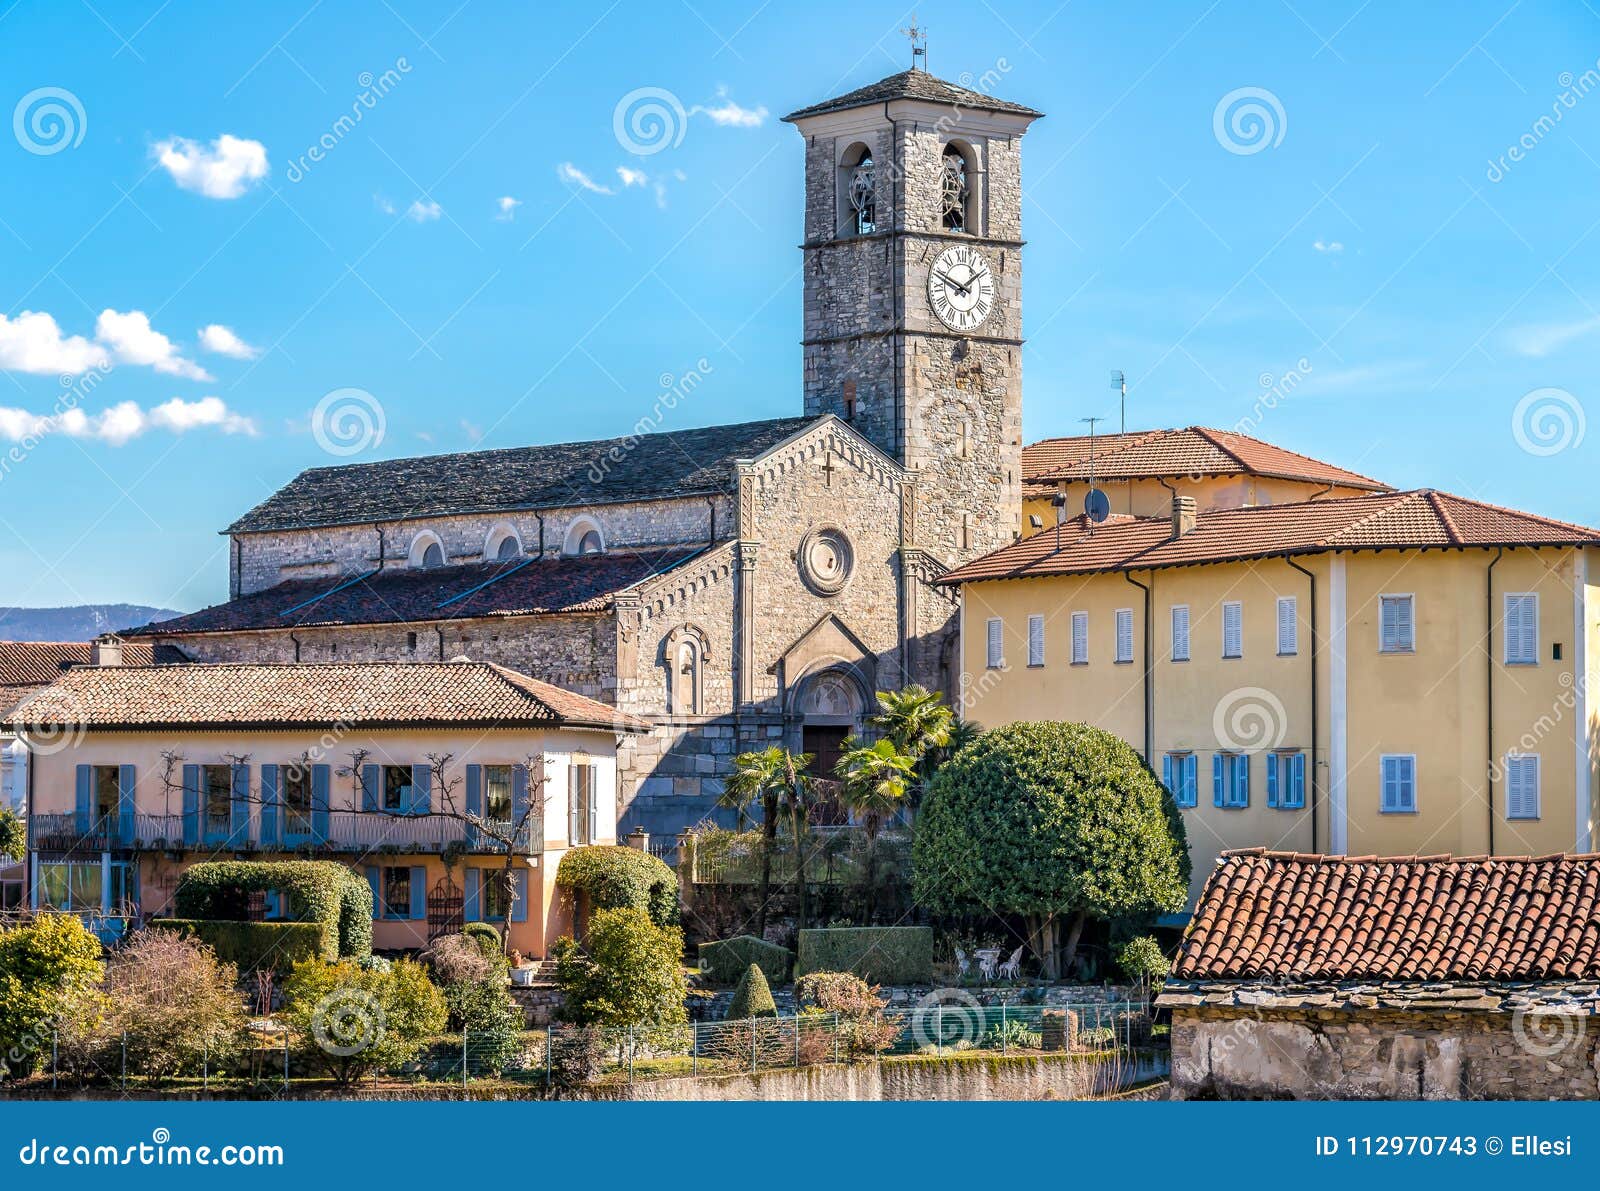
912, 721, 1189, 979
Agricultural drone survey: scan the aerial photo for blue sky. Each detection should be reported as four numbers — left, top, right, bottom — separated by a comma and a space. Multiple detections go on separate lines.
1, 0, 1597, 612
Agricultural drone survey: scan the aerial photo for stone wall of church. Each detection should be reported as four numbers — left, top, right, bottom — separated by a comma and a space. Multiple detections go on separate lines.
233, 495, 729, 596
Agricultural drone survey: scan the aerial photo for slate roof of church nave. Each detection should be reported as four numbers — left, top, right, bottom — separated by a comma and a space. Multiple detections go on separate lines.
227, 416, 820, 535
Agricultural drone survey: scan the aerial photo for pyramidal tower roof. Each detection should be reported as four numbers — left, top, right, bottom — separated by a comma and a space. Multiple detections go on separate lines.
782, 67, 1042, 122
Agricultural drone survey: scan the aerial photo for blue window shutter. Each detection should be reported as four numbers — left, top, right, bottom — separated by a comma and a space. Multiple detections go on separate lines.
118, 764, 135, 845
366, 866, 381, 920
465, 764, 482, 847
75, 765, 92, 834
1162, 754, 1173, 794
1212, 754, 1224, 807
259, 764, 279, 846
311, 764, 331, 843
182, 764, 201, 844
362, 764, 380, 813
588, 768, 599, 842
568, 766, 580, 843
464, 868, 481, 922
231, 764, 250, 843
1266, 754, 1279, 807
1236, 756, 1249, 807
411, 764, 431, 815
1184, 755, 1198, 806
410, 865, 426, 920
513, 764, 530, 850
511, 869, 528, 923
1293, 753, 1306, 808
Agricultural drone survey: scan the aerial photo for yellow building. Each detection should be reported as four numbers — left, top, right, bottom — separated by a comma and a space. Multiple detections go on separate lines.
942, 490, 1600, 903
1021, 426, 1389, 535
8, 657, 648, 956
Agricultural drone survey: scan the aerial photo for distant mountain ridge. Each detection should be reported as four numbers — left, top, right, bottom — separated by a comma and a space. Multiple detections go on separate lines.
0, 605, 184, 642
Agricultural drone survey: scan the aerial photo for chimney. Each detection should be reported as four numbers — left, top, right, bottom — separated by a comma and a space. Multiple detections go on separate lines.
90, 632, 125, 667
1170, 496, 1198, 538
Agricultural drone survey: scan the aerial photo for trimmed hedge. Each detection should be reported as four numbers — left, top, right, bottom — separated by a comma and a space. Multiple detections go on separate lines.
698, 934, 792, 986
796, 926, 933, 985
148, 919, 326, 973
555, 846, 679, 927
726, 963, 777, 1020
173, 860, 373, 960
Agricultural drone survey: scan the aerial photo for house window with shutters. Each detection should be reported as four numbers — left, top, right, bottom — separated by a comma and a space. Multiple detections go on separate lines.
1379, 595, 1415, 653
1115, 608, 1134, 664
1380, 754, 1417, 813
382, 765, 413, 813
282, 765, 313, 836
480, 872, 513, 920
382, 867, 412, 919
1071, 611, 1089, 665
483, 765, 514, 823
1221, 602, 1243, 659
569, 762, 598, 845
1162, 752, 1198, 808
1213, 753, 1249, 808
1276, 596, 1298, 656
1267, 751, 1306, 809
1504, 593, 1539, 665
202, 765, 232, 834
1505, 753, 1540, 820
1170, 605, 1190, 662
985, 617, 1004, 669
1026, 615, 1045, 667
92, 765, 120, 828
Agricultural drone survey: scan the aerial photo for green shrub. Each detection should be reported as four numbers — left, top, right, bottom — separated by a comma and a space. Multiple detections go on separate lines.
281, 956, 447, 1085
980, 1019, 1042, 1050
461, 922, 504, 955
726, 963, 777, 1020
1115, 935, 1170, 985
0, 915, 105, 1080
147, 919, 325, 973
552, 907, 687, 1029
555, 846, 679, 927
0, 806, 24, 860
793, 971, 898, 1056
698, 934, 792, 985
173, 861, 372, 959
103, 929, 249, 1082
797, 926, 933, 984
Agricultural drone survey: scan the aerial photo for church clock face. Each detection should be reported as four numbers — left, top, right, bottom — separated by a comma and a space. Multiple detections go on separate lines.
926, 243, 995, 332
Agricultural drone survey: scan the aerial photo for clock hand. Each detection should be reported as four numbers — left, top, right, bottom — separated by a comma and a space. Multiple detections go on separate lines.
936, 270, 973, 297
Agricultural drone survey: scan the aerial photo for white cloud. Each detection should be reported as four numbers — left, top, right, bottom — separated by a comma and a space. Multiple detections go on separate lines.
153, 134, 269, 199
375, 194, 398, 216
1312, 239, 1344, 254
616, 166, 648, 189
494, 195, 521, 221
198, 323, 260, 360
1507, 314, 1600, 358
557, 162, 613, 194
405, 199, 443, 223
460, 418, 483, 443
0, 396, 257, 445
691, 89, 768, 128
0, 310, 108, 374
95, 309, 211, 380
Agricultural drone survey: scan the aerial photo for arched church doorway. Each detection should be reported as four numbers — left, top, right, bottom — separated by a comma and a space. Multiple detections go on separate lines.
794, 667, 867, 825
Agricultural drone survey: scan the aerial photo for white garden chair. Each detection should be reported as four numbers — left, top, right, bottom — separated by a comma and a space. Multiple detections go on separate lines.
976, 948, 1000, 982
955, 948, 971, 981
998, 945, 1024, 981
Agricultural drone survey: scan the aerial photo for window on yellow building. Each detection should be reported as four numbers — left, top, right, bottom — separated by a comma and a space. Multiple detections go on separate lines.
986, 617, 1004, 669
1379, 595, 1414, 653
1267, 752, 1305, 808
1380, 755, 1416, 813
1276, 596, 1298, 656
1170, 605, 1190, 661
1505, 754, 1540, 820
1115, 608, 1134, 663
1162, 753, 1198, 807
1504, 594, 1538, 665
1222, 602, 1243, 659
1213, 753, 1249, 807
1027, 615, 1044, 667
1070, 612, 1088, 665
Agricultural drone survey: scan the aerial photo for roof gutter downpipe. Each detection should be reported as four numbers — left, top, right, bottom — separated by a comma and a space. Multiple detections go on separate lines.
1285, 556, 1318, 853
1124, 571, 1153, 763
1486, 546, 1504, 855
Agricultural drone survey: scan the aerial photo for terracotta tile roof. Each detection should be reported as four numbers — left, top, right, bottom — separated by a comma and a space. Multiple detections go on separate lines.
939, 489, 1600, 584
1174, 849, 1600, 982
227, 416, 817, 534
783, 68, 1042, 121
5, 661, 648, 733
1020, 426, 1389, 497
128, 546, 711, 637
0, 641, 165, 688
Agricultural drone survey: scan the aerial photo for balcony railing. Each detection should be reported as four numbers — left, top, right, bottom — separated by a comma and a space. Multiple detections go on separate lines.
27, 812, 543, 856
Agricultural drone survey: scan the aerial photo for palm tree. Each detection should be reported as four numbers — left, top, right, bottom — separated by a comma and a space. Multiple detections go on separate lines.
869, 684, 954, 763
834, 737, 915, 920
719, 747, 813, 937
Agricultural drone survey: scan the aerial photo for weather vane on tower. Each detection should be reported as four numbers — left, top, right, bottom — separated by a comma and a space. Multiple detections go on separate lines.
901, 16, 928, 70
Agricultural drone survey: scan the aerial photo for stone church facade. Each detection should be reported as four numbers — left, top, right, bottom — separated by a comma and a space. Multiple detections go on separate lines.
130, 69, 1042, 838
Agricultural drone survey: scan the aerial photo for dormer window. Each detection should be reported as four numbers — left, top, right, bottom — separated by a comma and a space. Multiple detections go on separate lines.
408, 531, 447, 570
563, 517, 605, 556
484, 522, 523, 562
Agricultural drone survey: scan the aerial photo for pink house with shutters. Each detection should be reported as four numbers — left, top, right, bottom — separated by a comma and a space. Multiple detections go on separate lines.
8, 656, 648, 956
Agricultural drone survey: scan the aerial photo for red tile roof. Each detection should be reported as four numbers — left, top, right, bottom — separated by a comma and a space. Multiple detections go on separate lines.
1174, 849, 1600, 982
0, 641, 163, 688
940, 489, 1600, 584
1021, 427, 1389, 497
4, 661, 648, 732
129, 546, 710, 637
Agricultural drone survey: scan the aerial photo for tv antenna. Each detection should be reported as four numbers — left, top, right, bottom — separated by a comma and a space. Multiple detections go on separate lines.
1110, 370, 1127, 438
1081, 416, 1110, 529
901, 17, 928, 70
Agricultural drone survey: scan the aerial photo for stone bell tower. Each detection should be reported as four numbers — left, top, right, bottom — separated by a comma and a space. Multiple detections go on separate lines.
783, 68, 1041, 564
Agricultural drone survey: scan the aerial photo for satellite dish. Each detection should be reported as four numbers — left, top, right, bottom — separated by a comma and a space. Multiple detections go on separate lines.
1084, 488, 1111, 524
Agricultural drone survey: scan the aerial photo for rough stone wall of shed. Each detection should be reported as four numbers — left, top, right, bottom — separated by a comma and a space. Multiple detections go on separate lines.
1170, 1006, 1600, 1101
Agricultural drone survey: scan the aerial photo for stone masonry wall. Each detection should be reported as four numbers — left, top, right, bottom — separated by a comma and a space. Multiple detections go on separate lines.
1170, 1006, 1600, 1100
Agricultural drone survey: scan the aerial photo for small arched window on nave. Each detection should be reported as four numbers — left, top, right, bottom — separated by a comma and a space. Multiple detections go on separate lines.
665, 629, 705, 716
421, 542, 444, 569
